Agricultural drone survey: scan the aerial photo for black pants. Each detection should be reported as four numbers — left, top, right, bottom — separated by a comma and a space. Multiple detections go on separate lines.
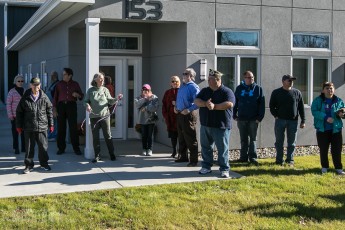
11, 119, 25, 151
141, 124, 155, 150
176, 111, 198, 163
24, 131, 49, 167
316, 131, 343, 169
90, 117, 114, 158
57, 101, 79, 152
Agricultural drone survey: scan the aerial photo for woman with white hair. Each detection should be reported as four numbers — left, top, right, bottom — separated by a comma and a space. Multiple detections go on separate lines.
6, 74, 25, 154
84, 72, 122, 163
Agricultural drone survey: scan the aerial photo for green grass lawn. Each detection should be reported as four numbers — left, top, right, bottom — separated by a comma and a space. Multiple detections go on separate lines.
1, 154, 344, 229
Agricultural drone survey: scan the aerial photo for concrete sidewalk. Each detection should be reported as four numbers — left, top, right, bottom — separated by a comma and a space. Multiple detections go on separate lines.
0, 103, 242, 198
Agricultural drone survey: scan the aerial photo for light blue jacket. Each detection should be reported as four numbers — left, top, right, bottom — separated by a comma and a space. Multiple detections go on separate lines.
311, 94, 345, 133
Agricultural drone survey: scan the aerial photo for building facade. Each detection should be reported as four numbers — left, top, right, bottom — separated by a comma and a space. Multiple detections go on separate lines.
1, 0, 43, 101
6, 0, 345, 158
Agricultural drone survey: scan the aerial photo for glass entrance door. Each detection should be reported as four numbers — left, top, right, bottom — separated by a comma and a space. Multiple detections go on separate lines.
100, 59, 123, 138
100, 57, 141, 139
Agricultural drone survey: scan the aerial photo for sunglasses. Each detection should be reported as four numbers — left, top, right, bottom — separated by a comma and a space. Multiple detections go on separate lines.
17, 80, 24, 82
182, 72, 189, 76
286, 79, 292, 82
171, 81, 178, 83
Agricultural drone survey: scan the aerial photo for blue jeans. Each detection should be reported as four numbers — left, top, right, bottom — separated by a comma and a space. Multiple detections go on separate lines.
200, 125, 231, 172
274, 119, 298, 164
237, 120, 258, 161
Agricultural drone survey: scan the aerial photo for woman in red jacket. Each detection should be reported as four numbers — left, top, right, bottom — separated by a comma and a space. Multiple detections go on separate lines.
162, 76, 180, 158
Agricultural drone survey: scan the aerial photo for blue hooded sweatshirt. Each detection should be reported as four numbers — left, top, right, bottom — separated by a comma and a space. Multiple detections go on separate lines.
233, 81, 265, 121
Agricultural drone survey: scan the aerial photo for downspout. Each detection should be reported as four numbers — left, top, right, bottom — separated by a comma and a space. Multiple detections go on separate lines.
4, 2, 8, 101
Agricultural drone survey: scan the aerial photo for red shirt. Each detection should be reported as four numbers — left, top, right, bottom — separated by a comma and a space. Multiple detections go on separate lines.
53, 80, 84, 107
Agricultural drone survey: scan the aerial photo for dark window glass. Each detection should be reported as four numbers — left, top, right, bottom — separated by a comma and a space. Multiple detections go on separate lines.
240, 58, 257, 78
313, 59, 328, 99
217, 31, 258, 46
293, 59, 309, 104
217, 57, 235, 90
293, 34, 329, 49
100, 36, 138, 50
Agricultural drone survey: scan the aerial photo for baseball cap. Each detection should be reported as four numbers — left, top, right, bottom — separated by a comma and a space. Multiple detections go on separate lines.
142, 84, 151, 90
282, 74, 296, 81
209, 69, 223, 79
30, 77, 41, 85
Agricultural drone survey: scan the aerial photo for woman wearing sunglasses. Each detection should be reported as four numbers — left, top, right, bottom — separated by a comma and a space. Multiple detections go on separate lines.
6, 74, 26, 154
162, 76, 181, 158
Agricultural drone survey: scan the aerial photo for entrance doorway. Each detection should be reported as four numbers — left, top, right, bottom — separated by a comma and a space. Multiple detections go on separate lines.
100, 57, 142, 139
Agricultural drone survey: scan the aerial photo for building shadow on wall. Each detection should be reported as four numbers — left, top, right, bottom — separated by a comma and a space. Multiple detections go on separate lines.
332, 63, 345, 88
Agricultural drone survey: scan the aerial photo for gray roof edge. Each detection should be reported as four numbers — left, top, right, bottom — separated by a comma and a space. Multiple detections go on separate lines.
6, 0, 95, 50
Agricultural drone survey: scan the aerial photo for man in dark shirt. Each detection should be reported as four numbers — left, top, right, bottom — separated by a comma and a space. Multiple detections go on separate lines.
195, 69, 235, 178
53, 68, 84, 155
269, 74, 305, 166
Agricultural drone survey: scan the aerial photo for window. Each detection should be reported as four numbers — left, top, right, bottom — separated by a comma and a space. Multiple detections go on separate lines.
100, 33, 142, 53
217, 56, 258, 91
292, 58, 329, 105
217, 30, 259, 48
292, 33, 330, 50
41, 61, 47, 87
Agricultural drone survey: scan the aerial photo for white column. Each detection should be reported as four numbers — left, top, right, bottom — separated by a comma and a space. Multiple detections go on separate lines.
84, 18, 100, 159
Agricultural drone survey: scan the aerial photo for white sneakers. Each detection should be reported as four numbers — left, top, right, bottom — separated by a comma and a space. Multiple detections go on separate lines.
141, 149, 153, 156
221, 171, 230, 178
199, 168, 212, 174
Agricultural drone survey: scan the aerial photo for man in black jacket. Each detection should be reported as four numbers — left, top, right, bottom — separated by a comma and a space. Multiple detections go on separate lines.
16, 77, 54, 174
269, 74, 305, 166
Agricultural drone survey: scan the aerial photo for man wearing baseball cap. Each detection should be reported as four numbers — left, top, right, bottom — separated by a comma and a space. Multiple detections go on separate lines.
269, 74, 305, 167
16, 77, 54, 173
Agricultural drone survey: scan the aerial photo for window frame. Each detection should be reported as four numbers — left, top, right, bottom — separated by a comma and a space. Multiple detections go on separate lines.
291, 32, 331, 51
215, 29, 260, 50
216, 55, 261, 90
291, 56, 331, 106
99, 32, 142, 54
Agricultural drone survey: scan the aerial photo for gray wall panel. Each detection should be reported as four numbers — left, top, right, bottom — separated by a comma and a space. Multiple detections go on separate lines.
332, 11, 345, 57
262, 0, 292, 7
216, 4, 261, 29
334, 0, 345, 10
217, 0, 260, 5
262, 7, 292, 55
293, 0, 332, 10
292, 9, 332, 32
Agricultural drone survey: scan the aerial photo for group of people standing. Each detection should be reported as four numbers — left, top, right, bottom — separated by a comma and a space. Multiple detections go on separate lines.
6, 65, 345, 176
7, 68, 122, 174
143, 68, 345, 178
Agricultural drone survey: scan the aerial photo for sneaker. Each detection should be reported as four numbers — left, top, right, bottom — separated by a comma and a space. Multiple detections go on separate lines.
141, 149, 147, 156
221, 171, 230, 178
92, 156, 101, 163
147, 149, 153, 156
23, 166, 33, 174
199, 168, 212, 174
336, 169, 345, 175
287, 162, 294, 168
42, 165, 51, 171
321, 168, 328, 174
110, 155, 116, 161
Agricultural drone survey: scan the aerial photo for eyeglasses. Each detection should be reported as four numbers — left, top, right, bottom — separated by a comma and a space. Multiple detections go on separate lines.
182, 72, 189, 76
17, 80, 24, 82
244, 76, 253, 79
171, 81, 178, 83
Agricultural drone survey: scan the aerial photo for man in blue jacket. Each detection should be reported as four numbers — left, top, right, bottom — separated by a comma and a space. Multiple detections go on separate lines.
233, 71, 265, 165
